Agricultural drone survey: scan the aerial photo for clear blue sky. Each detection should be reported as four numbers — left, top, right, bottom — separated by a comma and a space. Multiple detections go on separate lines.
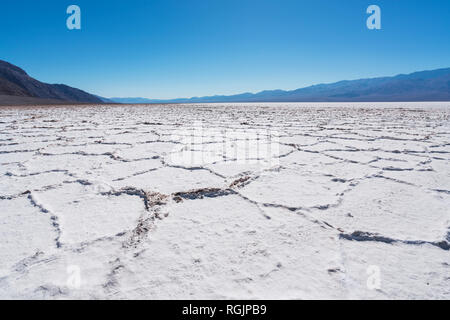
1, 0, 449, 99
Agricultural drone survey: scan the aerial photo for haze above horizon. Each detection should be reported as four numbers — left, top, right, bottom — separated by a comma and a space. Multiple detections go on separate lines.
1, 0, 449, 99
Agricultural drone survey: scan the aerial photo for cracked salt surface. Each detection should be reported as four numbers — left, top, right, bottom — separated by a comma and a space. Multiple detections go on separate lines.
0, 102, 449, 299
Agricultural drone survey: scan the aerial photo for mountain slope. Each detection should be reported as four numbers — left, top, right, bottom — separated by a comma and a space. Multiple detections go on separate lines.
0, 60, 103, 105
111, 68, 450, 103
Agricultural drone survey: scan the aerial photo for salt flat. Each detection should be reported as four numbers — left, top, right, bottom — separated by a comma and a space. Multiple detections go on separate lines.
0, 102, 449, 299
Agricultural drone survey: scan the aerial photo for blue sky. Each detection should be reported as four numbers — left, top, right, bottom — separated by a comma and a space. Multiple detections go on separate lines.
1, 0, 449, 99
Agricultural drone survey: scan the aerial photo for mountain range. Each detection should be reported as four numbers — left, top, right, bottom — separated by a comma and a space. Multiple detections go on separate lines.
0, 59, 449, 105
112, 68, 450, 103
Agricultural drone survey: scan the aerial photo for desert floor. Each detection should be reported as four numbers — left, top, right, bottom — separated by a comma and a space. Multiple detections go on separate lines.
0, 102, 449, 299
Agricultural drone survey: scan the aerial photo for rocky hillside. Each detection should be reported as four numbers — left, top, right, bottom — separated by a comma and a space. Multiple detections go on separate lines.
0, 60, 103, 105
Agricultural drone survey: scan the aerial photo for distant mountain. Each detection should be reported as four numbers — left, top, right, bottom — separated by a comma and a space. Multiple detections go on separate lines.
2, 60, 448, 106
93, 95, 116, 103
110, 68, 450, 103
0, 60, 103, 105
110, 97, 159, 104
